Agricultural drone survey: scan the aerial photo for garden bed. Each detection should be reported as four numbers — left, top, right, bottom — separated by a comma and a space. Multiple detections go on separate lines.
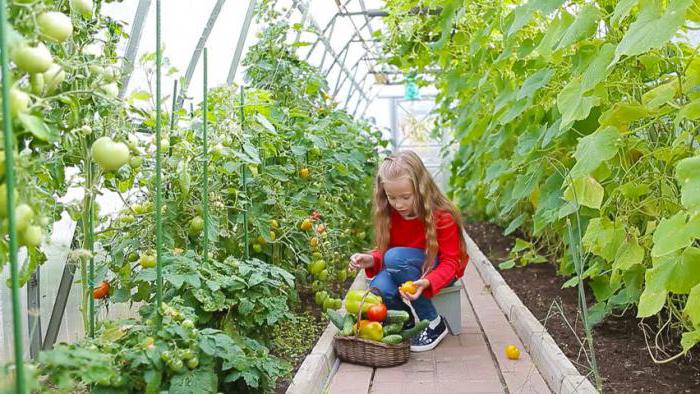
464, 221, 700, 393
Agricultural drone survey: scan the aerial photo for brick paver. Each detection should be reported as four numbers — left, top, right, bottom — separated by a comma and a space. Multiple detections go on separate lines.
327, 263, 551, 394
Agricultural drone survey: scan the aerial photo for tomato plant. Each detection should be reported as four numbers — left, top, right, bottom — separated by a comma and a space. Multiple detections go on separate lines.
383, 0, 700, 355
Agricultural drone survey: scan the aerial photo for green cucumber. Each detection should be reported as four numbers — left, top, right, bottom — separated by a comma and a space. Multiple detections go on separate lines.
327, 309, 345, 330
340, 314, 354, 336
383, 323, 403, 336
381, 334, 404, 345
385, 310, 410, 324
400, 319, 429, 340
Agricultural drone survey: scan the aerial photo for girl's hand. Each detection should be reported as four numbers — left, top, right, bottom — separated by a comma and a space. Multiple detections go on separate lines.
400, 279, 430, 301
349, 253, 374, 270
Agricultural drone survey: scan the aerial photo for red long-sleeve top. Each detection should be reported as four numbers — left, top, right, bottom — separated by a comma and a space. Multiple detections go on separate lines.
365, 209, 469, 298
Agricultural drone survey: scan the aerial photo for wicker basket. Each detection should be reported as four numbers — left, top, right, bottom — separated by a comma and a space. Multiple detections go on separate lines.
333, 287, 410, 368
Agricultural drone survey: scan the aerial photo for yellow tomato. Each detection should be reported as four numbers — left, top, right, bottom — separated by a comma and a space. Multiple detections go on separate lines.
505, 345, 520, 360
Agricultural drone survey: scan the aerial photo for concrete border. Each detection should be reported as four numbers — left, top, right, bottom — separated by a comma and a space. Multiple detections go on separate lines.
286, 271, 368, 394
464, 232, 598, 394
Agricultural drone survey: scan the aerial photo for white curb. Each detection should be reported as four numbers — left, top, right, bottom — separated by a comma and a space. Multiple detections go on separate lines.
465, 232, 598, 393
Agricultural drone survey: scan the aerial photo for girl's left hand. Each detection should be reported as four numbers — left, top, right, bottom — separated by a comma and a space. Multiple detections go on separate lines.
399, 279, 430, 301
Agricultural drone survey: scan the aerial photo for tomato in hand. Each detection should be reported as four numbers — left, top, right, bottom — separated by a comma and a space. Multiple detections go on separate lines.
367, 303, 387, 322
400, 281, 418, 295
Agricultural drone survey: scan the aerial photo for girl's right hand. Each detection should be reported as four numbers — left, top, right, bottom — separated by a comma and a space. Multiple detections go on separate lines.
349, 253, 374, 270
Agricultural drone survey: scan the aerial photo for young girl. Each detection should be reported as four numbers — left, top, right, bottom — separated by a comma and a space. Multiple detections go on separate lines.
349, 150, 469, 352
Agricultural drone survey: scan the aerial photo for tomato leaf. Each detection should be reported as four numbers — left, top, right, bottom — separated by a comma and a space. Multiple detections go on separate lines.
17, 113, 57, 142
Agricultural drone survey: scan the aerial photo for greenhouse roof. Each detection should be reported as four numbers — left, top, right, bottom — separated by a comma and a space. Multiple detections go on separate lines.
103, 0, 400, 119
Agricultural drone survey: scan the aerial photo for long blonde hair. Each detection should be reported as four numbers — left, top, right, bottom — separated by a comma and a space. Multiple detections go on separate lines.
373, 150, 467, 275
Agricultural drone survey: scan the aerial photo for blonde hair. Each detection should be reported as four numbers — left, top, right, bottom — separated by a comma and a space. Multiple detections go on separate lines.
373, 150, 467, 275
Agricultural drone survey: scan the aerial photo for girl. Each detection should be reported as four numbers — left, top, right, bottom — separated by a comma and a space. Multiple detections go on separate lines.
349, 150, 469, 352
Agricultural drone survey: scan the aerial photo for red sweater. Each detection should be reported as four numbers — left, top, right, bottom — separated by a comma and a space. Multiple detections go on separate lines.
366, 209, 469, 298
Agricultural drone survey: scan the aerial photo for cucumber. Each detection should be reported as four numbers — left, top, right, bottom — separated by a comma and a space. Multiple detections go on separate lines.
326, 309, 345, 330
340, 314, 354, 336
385, 310, 410, 324
400, 319, 429, 340
383, 323, 403, 336
381, 334, 404, 345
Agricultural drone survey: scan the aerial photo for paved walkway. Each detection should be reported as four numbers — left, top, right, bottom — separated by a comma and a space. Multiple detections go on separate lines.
326, 263, 551, 394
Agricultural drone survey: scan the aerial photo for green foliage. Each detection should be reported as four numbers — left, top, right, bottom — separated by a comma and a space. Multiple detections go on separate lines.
382, 0, 700, 353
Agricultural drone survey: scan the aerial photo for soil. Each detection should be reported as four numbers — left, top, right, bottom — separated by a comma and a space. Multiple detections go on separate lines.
464, 221, 700, 394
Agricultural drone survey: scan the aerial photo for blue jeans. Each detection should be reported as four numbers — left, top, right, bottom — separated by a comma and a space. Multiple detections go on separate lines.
370, 247, 438, 321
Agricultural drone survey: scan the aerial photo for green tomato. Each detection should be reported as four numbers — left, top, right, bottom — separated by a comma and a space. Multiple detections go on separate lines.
92, 137, 130, 171
38, 12, 73, 43
318, 269, 329, 281
314, 290, 328, 306
161, 350, 173, 362
21, 225, 42, 247
336, 269, 347, 282
127, 251, 139, 262
181, 349, 195, 360
323, 297, 336, 311
129, 156, 143, 169
139, 253, 156, 268
309, 259, 326, 275
14, 204, 34, 233
42, 64, 65, 93
181, 319, 194, 329
30, 73, 44, 95
188, 216, 204, 236
70, 0, 94, 18
252, 243, 263, 253
9, 88, 29, 116
186, 357, 199, 370
12, 43, 52, 74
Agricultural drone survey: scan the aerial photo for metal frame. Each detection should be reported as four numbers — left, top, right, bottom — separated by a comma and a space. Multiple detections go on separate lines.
119, 0, 152, 98
176, 0, 226, 109
227, 0, 258, 84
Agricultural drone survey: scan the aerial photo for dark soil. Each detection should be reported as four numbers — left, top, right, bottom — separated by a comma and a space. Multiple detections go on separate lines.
464, 221, 700, 394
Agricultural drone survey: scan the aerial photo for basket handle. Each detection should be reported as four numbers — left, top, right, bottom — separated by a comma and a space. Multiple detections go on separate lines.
353, 286, 380, 338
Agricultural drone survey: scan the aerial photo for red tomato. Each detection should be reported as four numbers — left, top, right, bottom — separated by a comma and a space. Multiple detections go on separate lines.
366, 304, 387, 322
93, 280, 110, 299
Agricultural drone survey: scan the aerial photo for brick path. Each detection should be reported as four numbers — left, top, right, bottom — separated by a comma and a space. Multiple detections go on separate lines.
327, 263, 551, 394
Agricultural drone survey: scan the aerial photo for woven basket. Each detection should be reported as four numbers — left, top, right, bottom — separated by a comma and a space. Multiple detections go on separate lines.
333, 287, 410, 368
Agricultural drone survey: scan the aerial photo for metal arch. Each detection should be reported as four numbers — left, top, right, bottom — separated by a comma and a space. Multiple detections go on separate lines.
295, 0, 369, 102
118, 0, 152, 98
176, 0, 226, 109
227, 0, 257, 84
332, 46, 371, 99
321, 19, 370, 80
304, 0, 353, 59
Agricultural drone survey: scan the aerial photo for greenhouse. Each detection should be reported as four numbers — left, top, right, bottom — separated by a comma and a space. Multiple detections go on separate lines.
1, 0, 700, 392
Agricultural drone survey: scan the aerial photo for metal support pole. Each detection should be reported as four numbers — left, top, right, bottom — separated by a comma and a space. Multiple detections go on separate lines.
154, 0, 164, 319
331, 46, 351, 96
227, 0, 257, 84
316, 18, 336, 69
27, 270, 42, 359
0, 0, 26, 389
119, 0, 152, 98
202, 48, 210, 263
176, 0, 225, 109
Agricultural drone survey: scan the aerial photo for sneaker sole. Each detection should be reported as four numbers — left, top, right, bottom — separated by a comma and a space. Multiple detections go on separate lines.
409, 327, 449, 352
